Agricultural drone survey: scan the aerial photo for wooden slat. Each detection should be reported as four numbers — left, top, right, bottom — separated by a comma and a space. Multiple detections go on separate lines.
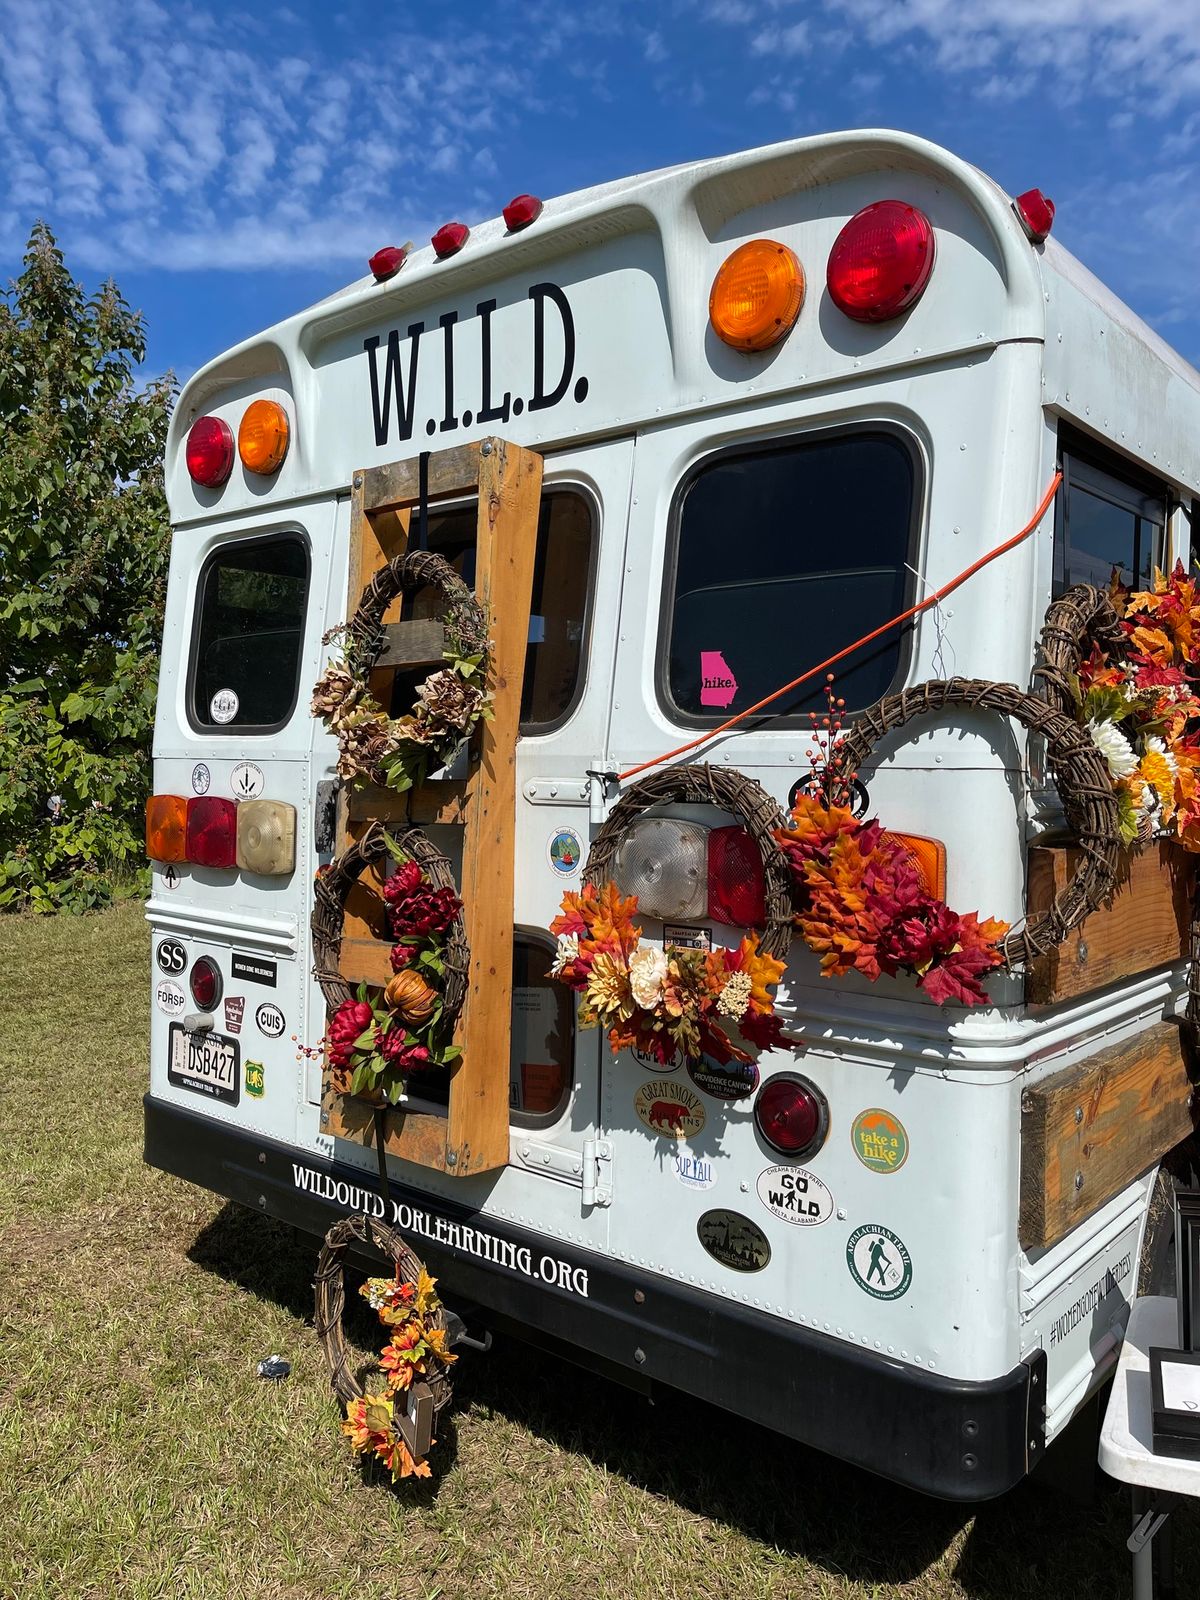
375, 618, 446, 669
1019, 1022, 1195, 1249
339, 935, 397, 989
1026, 842, 1193, 1006
362, 444, 491, 513
345, 781, 469, 827
324, 1087, 454, 1171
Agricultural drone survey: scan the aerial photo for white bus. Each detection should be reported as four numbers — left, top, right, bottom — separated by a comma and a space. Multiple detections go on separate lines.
144, 128, 1200, 1500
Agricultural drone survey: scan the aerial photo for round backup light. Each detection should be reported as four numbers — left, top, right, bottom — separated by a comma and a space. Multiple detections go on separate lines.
185, 415, 234, 488
709, 238, 805, 352
826, 200, 935, 323
189, 955, 223, 1012
238, 399, 290, 475
753, 1072, 829, 1158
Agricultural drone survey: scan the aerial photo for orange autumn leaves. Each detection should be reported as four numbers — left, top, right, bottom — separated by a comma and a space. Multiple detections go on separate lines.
549, 881, 793, 1064
776, 795, 1008, 1006
340, 1266, 456, 1483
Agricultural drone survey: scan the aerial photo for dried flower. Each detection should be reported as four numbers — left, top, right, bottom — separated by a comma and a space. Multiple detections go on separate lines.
416, 669, 484, 731
716, 970, 752, 1020
1087, 717, 1138, 779
550, 933, 580, 977
384, 969, 438, 1024
628, 945, 668, 1009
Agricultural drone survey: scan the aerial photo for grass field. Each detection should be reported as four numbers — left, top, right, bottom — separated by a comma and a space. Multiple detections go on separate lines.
0, 904, 1193, 1599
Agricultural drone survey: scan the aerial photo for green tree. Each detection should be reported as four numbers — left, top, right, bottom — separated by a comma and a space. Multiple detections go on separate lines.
0, 221, 174, 911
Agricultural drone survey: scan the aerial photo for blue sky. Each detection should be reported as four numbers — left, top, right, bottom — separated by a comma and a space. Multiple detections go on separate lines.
3, 0, 1200, 391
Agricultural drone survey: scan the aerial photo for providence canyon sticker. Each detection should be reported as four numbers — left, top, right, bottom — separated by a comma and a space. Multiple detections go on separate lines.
633, 1079, 706, 1140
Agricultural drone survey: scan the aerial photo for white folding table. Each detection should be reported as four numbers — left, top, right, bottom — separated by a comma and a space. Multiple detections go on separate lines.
1099, 1294, 1197, 1599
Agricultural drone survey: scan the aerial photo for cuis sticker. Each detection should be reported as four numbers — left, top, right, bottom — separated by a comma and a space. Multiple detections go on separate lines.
633, 1079, 706, 1140
851, 1109, 909, 1174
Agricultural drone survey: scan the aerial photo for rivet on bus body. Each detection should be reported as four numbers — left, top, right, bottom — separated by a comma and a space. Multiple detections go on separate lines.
740, 1181, 748, 1192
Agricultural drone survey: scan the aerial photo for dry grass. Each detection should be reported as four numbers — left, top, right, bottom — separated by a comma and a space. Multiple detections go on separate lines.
0, 903, 1189, 1599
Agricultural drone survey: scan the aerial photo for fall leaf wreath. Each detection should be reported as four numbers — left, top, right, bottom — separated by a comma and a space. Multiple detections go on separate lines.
341, 1266, 457, 1481
312, 551, 492, 794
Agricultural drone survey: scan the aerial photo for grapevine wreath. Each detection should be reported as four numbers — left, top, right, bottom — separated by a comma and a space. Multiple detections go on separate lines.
312, 548, 491, 794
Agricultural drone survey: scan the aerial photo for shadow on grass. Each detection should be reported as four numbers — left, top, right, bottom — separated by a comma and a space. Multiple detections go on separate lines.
190, 1201, 1151, 1596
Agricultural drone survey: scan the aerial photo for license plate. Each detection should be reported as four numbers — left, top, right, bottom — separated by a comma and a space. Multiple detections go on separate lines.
168, 1022, 240, 1105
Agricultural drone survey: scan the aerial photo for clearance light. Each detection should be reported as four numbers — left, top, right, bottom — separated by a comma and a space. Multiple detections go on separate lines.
146, 794, 188, 862
190, 955, 222, 1011
754, 1073, 829, 1158
236, 798, 296, 875
185, 416, 235, 488
709, 239, 805, 352
431, 221, 470, 258
238, 399, 289, 475
1014, 188, 1055, 244
882, 832, 947, 901
503, 193, 543, 231
369, 245, 407, 281
827, 200, 935, 323
186, 797, 238, 869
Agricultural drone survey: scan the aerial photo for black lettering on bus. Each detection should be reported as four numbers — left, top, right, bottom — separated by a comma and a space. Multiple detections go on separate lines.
476, 298, 511, 424
438, 310, 458, 433
528, 282, 576, 412
364, 323, 424, 446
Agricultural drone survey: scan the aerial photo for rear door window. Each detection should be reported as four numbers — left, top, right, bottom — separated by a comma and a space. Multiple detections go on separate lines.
662, 431, 918, 721
1055, 444, 1167, 593
189, 534, 309, 732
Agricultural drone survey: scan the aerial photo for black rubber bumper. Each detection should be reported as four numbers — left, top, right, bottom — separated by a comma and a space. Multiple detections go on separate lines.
144, 1094, 1043, 1501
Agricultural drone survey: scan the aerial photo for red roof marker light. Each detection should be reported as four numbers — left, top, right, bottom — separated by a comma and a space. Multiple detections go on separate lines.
185, 416, 234, 488
431, 221, 470, 258
1014, 188, 1055, 244
369, 245, 407, 282
503, 193, 543, 231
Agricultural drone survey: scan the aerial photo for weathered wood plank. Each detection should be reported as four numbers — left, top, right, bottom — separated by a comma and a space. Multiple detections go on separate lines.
324, 1088, 452, 1172
345, 782, 469, 827
375, 618, 446, 670
362, 443, 489, 513
1026, 842, 1193, 1007
1019, 1022, 1195, 1249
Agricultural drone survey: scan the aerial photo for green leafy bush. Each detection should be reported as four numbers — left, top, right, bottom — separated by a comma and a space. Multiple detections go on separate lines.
0, 223, 173, 911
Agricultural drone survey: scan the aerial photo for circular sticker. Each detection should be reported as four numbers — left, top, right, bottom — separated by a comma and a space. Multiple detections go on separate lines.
210, 687, 239, 724
851, 1109, 909, 1174
154, 978, 187, 1018
846, 1224, 913, 1300
633, 1078, 706, 1140
632, 1042, 680, 1073
160, 864, 181, 890
191, 763, 211, 795
256, 1001, 286, 1039
756, 1165, 833, 1226
230, 761, 265, 800
687, 1057, 759, 1100
697, 1210, 771, 1273
156, 938, 187, 975
674, 1153, 716, 1190
547, 827, 583, 876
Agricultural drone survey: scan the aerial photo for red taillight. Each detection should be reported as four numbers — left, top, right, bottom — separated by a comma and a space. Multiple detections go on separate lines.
190, 955, 222, 1011
185, 797, 238, 868
431, 221, 469, 258
707, 826, 766, 927
826, 200, 935, 323
503, 193, 543, 231
369, 245, 407, 281
754, 1074, 829, 1157
185, 416, 234, 488
1014, 188, 1055, 244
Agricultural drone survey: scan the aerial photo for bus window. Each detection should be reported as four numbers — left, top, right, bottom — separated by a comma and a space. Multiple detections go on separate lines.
1055, 443, 1167, 594
509, 937, 575, 1125
662, 431, 918, 722
390, 490, 594, 732
189, 534, 309, 732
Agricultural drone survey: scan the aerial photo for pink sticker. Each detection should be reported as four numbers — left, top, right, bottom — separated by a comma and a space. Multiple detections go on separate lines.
700, 651, 738, 708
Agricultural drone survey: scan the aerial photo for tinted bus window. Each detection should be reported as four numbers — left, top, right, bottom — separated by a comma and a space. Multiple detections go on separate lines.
190, 535, 309, 731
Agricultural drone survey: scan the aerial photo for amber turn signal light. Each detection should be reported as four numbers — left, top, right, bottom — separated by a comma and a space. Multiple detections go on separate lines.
882, 831, 947, 901
146, 794, 188, 862
238, 399, 290, 475
236, 799, 296, 876
709, 238, 805, 352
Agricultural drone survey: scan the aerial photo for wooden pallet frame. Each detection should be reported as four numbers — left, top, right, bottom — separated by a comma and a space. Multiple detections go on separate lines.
322, 439, 543, 1177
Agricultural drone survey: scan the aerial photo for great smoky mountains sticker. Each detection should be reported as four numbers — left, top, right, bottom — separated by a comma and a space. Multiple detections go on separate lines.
633, 1079, 706, 1140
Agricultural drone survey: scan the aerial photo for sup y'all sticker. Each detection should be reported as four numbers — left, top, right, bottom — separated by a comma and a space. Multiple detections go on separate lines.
846, 1224, 912, 1300
633, 1079, 706, 1140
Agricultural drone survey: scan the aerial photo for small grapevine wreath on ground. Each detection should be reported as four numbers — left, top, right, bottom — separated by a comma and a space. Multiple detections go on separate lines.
315, 1215, 456, 1482
313, 822, 466, 1103
312, 549, 491, 793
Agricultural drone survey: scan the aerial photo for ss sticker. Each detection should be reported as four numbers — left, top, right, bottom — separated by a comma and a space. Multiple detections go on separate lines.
156, 939, 187, 975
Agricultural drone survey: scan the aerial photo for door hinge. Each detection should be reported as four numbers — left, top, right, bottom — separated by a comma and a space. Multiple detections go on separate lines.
513, 1135, 612, 1207
582, 1136, 612, 1208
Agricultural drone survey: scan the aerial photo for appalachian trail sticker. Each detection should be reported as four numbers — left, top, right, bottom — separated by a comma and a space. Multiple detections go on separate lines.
846, 1224, 913, 1301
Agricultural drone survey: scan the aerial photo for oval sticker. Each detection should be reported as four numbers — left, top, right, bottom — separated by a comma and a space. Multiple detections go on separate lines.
756, 1165, 833, 1226
210, 687, 239, 724
191, 762, 211, 795
632, 1043, 680, 1073
633, 1079, 705, 1140
547, 826, 583, 876
256, 1001, 286, 1039
697, 1210, 771, 1273
154, 978, 187, 1018
851, 1108, 909, 1174
687, 1056, 759, 1100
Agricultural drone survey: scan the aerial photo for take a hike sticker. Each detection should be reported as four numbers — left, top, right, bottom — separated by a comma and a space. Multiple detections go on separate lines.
851, 1108, 909, 1174
846, 1224, 912, 1301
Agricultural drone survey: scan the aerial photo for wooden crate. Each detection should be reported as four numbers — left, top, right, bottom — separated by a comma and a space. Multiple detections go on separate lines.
1025, 841, 1194, 1006
322, 438, 543, 1177
1019, 1022, 1195, 1249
